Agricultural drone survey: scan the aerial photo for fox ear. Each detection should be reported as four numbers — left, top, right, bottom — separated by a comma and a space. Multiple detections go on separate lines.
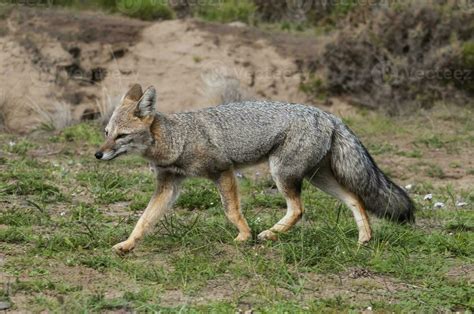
135, 86, 156, 118
125, 83, 143, 101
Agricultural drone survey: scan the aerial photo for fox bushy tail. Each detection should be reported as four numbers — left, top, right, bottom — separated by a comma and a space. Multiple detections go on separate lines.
330, 124, 415, 223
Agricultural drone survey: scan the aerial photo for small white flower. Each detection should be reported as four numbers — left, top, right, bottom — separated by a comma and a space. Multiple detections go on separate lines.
236, 172, 243, 178
456, 201, 467, 207
433, 202, 444, 208
8, 141, 15, 147
404, 184, 413, 190
367, 306, 373, 311
60, 211, 66, 216
423, 194, 433, 201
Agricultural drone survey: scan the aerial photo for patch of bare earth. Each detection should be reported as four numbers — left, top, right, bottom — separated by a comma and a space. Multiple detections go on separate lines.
377, 148, 473, 190
157, 267, 408, 308
446, 264, 474, 283
159, 276, 250, 307
4, 265, 138, 313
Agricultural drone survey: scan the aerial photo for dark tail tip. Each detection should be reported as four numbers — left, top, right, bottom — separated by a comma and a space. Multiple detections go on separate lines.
393, 197, 416, 224
396, 209, 416, 224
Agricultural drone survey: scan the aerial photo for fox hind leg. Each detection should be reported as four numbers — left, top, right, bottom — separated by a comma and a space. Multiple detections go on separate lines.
309, 167, 372, 244
258, 162, 304, 241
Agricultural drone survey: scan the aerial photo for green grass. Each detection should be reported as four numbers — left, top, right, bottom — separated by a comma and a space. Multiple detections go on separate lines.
60, 123, 103, 145
299, 76, 328, 101
49, 0, 256, 24
194, 0, 256, 24
0, 113, 473, 312
116, 0, 174, 21
47, 0, 174, 21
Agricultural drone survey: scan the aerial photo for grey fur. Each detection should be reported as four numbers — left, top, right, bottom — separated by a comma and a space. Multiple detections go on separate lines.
144, 100, 414, 223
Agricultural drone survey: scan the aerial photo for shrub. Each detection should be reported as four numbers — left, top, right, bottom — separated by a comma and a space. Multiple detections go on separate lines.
315, 5, 474, 114
459, 41, 474, 92
116, 0, 174, 21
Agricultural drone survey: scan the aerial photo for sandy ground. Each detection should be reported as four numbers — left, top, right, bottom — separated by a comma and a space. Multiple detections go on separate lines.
101, 19, 311, 112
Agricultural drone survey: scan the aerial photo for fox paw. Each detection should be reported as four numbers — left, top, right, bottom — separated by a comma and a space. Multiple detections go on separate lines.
113, 240, 135, 255
257, 230, 277, 241
234, 232, 251, 242
358, 234, 371, 245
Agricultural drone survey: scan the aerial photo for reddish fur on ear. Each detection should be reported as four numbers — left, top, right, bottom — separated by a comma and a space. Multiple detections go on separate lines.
125, 84, 143, 101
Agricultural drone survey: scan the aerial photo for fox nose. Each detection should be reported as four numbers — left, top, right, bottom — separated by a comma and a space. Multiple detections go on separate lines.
95, 151, 103, 159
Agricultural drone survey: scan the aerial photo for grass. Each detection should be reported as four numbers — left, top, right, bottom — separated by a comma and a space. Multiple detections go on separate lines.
52, 0, 255, 23
33, 0, 365, 27
45, 0, 174, 21
0, 107, 473, 312
116, 0, 174, 21
195, 0, 256, 24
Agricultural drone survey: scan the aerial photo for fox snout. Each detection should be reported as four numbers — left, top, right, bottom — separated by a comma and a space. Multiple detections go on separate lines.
94, 147, 123, 161
94, 145, 122, 161
95, 137, 122, 160
94, 148, 112, 160
95, 138, 115, 160
95, 151, 104, 159
95, 136, 133, 160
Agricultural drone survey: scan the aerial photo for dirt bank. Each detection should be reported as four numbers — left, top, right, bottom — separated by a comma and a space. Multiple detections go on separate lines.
0, 7, 323, 133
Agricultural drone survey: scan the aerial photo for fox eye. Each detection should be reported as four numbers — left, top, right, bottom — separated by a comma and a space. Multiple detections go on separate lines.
116, 133, 128, 139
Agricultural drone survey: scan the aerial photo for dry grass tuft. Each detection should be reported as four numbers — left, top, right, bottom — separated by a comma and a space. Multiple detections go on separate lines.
200, 74, 253, 105
0, 94, 8, 131
25, 99, 74, 131
95, 87, 120, 126
0, 92, 18, 132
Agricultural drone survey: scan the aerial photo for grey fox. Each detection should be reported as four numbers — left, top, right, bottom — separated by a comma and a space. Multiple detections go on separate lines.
95, 83, 414, 254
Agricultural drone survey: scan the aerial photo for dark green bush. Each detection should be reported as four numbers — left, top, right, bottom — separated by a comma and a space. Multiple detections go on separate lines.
318, 5, 474, 114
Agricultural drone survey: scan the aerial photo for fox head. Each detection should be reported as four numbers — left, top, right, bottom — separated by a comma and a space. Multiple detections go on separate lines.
95, 84, 156, 161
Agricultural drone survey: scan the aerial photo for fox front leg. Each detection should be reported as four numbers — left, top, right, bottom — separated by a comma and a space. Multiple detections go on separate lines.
113, 173, 181, 255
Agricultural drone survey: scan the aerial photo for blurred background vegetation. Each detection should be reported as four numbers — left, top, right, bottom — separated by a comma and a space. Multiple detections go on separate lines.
7, 0, 470, 114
